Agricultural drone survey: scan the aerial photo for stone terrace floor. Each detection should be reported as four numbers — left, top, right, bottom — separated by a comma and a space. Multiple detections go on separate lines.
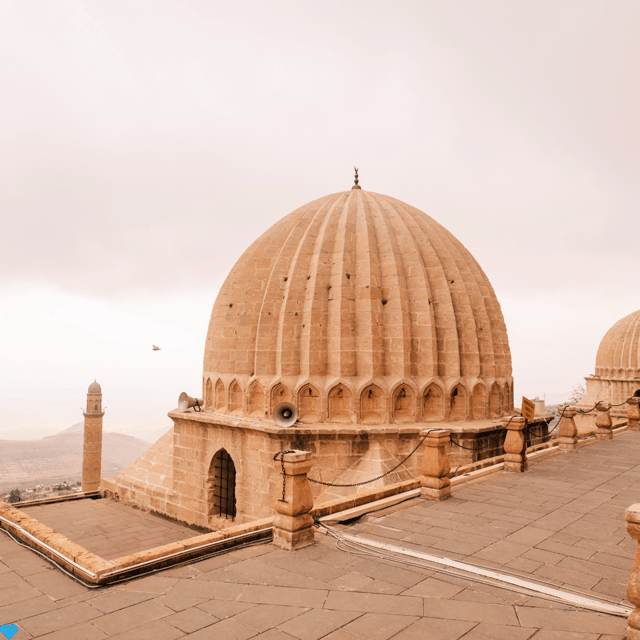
19, 498, 198, 561
1, 432, 640, 639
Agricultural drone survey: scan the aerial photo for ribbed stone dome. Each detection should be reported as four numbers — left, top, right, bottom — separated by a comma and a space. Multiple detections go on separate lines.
88, 381, 101, 394
595, 310, 640, 378
203, 189, 513, 423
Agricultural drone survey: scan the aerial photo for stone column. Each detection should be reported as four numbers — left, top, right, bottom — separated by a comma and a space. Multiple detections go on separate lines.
558, 406, 578, 451
625, 504, 640, 639
628, 398, 640, 431
420, 429, 451, 500
595, 401, 613, 440
273, 450, 314, 550
503, 416, 527, 472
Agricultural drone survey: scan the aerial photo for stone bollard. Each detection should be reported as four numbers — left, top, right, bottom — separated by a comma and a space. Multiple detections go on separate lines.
420, 429, 451, 500
595, 401, 613, 440
558, 406, 578, 451
625, 504, 640, 639
272, 450, 315, 550
503, 416, 527, 472
628, 398, 640, 431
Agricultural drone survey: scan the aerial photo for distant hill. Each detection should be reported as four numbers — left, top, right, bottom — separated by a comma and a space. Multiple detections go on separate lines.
0, 425, 152, 492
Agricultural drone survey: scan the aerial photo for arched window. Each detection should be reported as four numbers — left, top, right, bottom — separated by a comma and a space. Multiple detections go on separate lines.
229, 381, 242, 414
205, 378, 213, 409
248, 382, 265, 417
271, 383, 291, 415
393, 385, 415, 423
208, 449, 236, 520
423, 385, 444, 422
298, 384, 320, 422
450, 385, 468, 420
328, 384, 351, 423
215, 380, 225, 411
472, 385, 487, 419
489, 383, 501, 418
361, 385, 384, 423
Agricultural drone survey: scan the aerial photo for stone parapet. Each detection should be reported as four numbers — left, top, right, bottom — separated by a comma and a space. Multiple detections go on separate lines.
625, 504, 640, 639
272, 450, 315, 550
503, 416, 527, 472
419, 429, 451, 500
595, 401, 613, 440
558, 406, 578, 451
628, 398, 640, 431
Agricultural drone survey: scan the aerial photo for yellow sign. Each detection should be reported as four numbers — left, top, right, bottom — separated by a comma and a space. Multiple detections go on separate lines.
521, 396, 536, 423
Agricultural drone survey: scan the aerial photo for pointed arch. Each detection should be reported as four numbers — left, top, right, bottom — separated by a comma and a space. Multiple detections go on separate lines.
205, 378, 213, 409
207, 449, 236, 520
271, 382, 292, 415
489, 383, 501, 418
472, 384, 487, 419
504, 381, 512, 412
215, 379, 225, 411
248, 381, 265, 417
298, 383, 320, 422
328, 383, 352, 423
360, 384, 385, 423
423, 383, 444, 422
228, 380, 242, 414
450, 384, 468, 420
393, 384, 415, 423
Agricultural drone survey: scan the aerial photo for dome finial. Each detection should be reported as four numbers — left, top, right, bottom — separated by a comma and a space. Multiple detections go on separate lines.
352, 166, 361, 190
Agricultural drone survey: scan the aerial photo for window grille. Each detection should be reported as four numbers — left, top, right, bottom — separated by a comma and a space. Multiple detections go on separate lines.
210, 449, 236, 520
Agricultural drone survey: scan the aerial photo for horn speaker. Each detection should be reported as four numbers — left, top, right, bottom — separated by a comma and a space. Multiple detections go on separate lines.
178, 392, 202, 412
273, 402, 298, 427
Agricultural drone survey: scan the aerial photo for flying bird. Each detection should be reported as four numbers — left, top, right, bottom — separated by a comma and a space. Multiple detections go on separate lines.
152, 345, 161, 351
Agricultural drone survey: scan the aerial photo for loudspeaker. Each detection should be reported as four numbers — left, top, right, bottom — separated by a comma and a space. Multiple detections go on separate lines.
178, 392, 202, 412
273, 402, 298, 427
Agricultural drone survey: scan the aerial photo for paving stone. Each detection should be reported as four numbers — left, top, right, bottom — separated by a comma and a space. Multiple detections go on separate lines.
164, 606, 218, 632
156, 592, 208, 612
0, 593, 58, 621
240, 585, 327, 609
340, 612, 417, 640
422, 598, 520, 624
230, 604, 307, 632
107, 618, 186, 639
402, 577, 465, 599
503, 526, 554, 547
91, 599, 174, 635
277, 608, 363, 640
35, 621, 109, 639
87, 589, 154, 613
387, 616, 477, 640
118, 575, 178, 594
514, 606, 627, 635
324, 591, 423, 616
197, 599, 256, 619
24, 568, 88, 600
457, 621, 536, 639
328, 571, 374, 590
186, 617, 257, 640
18, 601, 102, 636
470, 539, 529, 564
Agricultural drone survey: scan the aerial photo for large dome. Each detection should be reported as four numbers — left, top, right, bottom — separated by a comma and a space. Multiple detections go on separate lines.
595, 310, 640, 378
203, 188, 512, 423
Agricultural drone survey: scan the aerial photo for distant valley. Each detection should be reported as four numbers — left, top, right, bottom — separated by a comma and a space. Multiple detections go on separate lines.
0, 422, 163, 493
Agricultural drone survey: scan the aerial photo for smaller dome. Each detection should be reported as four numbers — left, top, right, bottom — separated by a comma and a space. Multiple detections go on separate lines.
595, 310, 640, 377
88, 380, 102, 394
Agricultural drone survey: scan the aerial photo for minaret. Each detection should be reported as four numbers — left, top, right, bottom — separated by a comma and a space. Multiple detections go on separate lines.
82, 380, 104, 492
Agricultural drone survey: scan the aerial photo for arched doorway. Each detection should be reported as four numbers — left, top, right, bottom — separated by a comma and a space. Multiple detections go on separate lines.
208, 449, 236, 520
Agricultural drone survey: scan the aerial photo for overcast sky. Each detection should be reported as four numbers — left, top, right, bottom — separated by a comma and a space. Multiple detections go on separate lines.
1, 0, 638, 439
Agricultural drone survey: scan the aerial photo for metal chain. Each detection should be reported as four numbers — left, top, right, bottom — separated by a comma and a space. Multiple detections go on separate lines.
307, 430, 435, 488
273, 450, 296, 502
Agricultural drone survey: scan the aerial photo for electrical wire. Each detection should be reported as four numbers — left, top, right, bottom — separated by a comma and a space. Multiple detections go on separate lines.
315, 521, 630, 618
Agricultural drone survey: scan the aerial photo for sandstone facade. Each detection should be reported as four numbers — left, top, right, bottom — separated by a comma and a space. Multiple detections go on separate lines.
104, 186, 514, 528
578, 309, 640, 430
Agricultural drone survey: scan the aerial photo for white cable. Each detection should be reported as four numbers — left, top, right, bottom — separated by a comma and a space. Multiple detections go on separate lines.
317, 523, 631, 618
